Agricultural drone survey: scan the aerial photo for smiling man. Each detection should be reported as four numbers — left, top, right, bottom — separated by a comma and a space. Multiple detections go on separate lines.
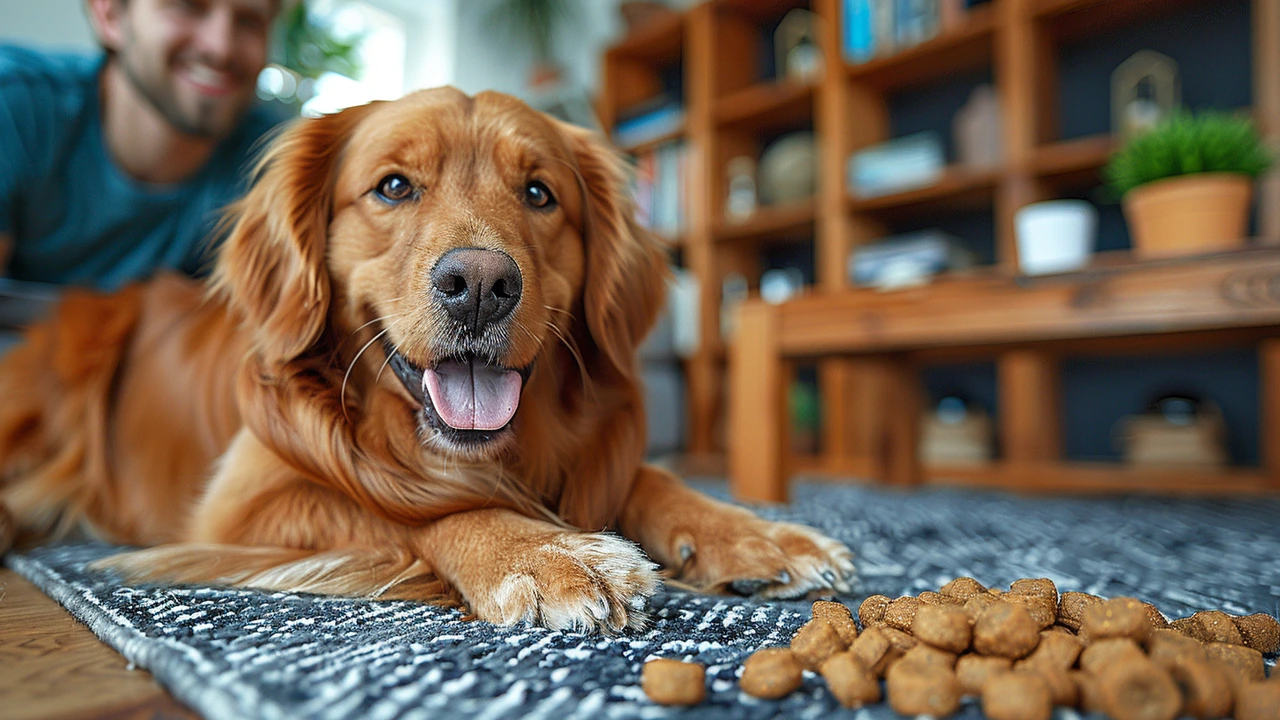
0, 0, 290, 290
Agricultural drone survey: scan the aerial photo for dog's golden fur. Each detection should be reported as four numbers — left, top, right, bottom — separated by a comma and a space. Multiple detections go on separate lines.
0, 88, 852, 632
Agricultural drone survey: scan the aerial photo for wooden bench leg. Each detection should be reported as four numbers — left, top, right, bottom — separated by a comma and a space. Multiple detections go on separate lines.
728, 301, 787, 503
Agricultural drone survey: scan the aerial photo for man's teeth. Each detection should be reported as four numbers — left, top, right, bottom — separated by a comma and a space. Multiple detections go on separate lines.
188, 65, 230, 88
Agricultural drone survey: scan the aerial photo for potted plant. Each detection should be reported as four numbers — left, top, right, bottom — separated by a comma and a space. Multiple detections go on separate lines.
1104, 110, 1273, 259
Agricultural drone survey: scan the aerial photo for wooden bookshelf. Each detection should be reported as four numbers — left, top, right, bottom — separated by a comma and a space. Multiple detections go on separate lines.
600, 0, 1280, 494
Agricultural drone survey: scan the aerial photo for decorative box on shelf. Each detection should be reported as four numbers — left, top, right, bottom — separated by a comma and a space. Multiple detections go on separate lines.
848, 229, 975, 290
847, 132, 946, 199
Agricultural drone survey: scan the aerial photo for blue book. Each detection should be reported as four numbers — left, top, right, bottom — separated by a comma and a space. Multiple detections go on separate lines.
844, 0, 875, 63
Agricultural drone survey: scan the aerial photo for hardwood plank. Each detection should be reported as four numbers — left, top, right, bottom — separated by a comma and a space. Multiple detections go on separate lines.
0, 569, 197, 720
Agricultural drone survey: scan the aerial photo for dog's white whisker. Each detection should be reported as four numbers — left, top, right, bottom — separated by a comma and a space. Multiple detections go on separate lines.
342, 320, 403, 423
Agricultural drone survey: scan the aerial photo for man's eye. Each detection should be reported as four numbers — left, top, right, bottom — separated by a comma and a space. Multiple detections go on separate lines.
525, 180, 556, 210
375, 174, 414, 203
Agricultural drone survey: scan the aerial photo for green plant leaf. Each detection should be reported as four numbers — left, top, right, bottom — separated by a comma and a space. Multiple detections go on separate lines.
1103, 111, 1275, 199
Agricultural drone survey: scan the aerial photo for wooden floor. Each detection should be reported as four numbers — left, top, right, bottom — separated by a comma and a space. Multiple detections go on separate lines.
0, 569, 197, 720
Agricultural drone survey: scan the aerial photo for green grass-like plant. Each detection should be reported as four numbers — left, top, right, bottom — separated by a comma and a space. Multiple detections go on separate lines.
1104, 111, 1273, 199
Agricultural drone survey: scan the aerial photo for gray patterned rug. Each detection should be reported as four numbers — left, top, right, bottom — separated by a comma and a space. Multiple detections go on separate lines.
7, 481, 1280, 719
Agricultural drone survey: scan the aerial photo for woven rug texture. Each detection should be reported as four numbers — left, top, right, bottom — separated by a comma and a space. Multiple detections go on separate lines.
8, 481, 1280, 719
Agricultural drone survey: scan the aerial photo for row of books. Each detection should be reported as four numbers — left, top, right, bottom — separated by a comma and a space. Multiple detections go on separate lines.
631, 141, 687, 239
843, 0, 977, 63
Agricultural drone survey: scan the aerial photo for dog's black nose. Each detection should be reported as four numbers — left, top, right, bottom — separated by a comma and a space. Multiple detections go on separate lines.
430, 248, 522, 332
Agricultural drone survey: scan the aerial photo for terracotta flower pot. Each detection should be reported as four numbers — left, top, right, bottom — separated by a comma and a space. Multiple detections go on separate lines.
1122, 173, 1253, 259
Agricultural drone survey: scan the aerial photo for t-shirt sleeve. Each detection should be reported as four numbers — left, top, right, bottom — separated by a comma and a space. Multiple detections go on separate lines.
0, 46, 64, 236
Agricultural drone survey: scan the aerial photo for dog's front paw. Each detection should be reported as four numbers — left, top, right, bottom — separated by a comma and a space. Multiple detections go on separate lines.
672, 510, 855, 600
470, 532, 660, 633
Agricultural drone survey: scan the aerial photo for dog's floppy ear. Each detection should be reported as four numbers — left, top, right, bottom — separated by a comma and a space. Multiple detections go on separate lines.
562, 124, 669, 379
212, 104, 375, 364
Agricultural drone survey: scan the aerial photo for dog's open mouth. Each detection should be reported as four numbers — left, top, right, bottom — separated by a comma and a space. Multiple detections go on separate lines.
384, 342, 528, 444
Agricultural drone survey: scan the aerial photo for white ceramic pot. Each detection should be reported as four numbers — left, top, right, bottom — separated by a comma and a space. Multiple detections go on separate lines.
1014, 199, 1099, 276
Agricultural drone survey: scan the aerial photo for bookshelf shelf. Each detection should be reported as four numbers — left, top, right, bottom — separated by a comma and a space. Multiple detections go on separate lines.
847, 166, 1001, 215
1034, 0, 1208, 43
1032, 134, 1114, 178
712, 199, 816, 244
608, 11, 684, 62
714, 81, 815, 131
619, 126, 686, 156
844, 4, 996, 91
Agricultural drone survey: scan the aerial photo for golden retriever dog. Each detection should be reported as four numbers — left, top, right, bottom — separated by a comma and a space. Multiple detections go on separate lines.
0, 88, 853, 632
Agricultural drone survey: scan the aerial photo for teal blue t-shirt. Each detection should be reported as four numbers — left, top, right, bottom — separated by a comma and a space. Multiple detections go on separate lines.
0, 45, 289, 290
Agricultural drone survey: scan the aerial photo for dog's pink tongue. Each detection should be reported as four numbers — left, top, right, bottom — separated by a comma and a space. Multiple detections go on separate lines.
423, 359, 522, 431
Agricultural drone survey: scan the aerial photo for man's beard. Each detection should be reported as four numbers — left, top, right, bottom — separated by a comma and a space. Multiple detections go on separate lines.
118, 53, 240, 139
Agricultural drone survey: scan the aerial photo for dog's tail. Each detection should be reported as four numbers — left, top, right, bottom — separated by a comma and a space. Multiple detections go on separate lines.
0, 287, 145, 551
90, 544, 457, 603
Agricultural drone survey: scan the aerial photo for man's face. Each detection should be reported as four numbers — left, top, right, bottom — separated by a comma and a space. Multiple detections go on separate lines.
111, 0, 276, 138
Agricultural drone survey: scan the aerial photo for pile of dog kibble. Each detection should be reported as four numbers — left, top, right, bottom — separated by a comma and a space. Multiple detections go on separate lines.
640, 578, 1280, 719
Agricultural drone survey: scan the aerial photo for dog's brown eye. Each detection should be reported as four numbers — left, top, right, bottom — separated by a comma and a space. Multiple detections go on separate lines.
525, 180, 556, 210
375, 174, 414, 203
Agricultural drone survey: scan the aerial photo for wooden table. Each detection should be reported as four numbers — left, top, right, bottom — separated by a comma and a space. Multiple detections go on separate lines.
0, 568, 196, 720
728, 248, 1280, 502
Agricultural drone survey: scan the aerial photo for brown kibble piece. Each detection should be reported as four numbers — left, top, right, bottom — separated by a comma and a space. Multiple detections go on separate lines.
964, 592, 999, 622
940, 576, 988, 601
899, 644, 958, 670
813, 601, 859, 647
642, 659, 706, 706
849, 626, 891, 671
1005, 592, 1058, 630
1147, 627, 1208, 669
1167, 659, 1233, 720
1081, 597, 1152, 643
881, 626, 918, 652
1233, 613, 1280, 654
1192, 610, 1246, 645
1171, 616, 1204, 639
819, 653, 880, 708
1074, 670, 1107, 715
974, 602, 1041, 659
791, 617, 845, 671
885, 661, 961, 717
913, 604, 972, 654
1235, 681, 1280, 720
956, 654, 1011, 696
1080, 637, 1146, 673
1143, 602, 1170, 629
1204, 642, 1265, 688
918, 590, 956, 606
1098, 657, 1180, 720
813, 599, 853, 621
858, 595, 891, 628
1057, 591, 1103, 632
1018, 667, 1078, 707
1017, 630, 1083, 672
739, 648, 803, 700
1010, 578, 1058, 601
982, 671, 1052, 720
883, 596, 920, 633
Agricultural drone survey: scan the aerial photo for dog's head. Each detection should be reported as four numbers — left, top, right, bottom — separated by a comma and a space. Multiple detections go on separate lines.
214, 88, 667, 461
